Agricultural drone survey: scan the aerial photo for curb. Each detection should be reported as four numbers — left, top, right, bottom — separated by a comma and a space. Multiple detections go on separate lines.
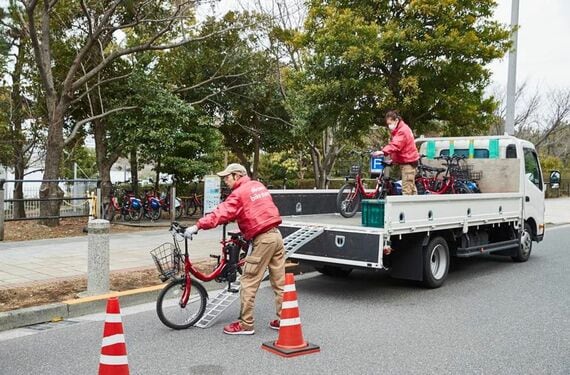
0, 285, 164, 332
0, 262, 313, 332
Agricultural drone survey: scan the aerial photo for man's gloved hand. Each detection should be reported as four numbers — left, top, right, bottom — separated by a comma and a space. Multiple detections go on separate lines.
184, 225, 199, 238
371, 150, 384, 157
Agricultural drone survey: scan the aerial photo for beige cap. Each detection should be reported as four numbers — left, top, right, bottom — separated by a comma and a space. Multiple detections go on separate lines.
216, 163, 248, 177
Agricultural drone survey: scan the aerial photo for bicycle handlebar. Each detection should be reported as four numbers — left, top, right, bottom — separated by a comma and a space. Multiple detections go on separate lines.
169, 221, 188, 237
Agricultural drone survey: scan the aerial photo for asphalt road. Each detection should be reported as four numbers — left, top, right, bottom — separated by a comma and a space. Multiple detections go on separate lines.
1, 225, 568, 375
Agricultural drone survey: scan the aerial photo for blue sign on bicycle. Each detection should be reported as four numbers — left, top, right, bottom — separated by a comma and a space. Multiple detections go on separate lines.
370, 155, 385, 174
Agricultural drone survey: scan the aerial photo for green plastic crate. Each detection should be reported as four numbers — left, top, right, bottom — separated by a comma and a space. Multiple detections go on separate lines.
361, 199, 385, 228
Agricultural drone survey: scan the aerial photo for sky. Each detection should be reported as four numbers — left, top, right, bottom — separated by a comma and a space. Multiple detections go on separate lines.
198, 0, 570, 93
489, 0, 570, 91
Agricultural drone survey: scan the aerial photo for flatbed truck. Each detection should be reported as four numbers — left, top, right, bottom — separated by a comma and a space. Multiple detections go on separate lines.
274, 136, 545, 288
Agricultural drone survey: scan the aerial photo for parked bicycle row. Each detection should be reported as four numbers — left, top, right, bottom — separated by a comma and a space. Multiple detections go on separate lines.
337, 152, 482, 217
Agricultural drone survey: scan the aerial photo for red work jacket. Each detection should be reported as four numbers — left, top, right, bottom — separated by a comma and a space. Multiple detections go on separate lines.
197, 176, 282, 240
382, 120, 420, 164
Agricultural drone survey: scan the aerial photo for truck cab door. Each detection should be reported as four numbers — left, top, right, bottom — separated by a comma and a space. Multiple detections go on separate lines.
523, 147, 545, 240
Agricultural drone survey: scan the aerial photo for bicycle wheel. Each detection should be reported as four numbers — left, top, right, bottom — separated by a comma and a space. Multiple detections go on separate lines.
128, 206, 143, 221
175, 206, 183, 220
453, 181, 472, 194
337, 183, 361, 218
149, 206, 161, 220
186, 200, 198, 217
156, 278, 207, 330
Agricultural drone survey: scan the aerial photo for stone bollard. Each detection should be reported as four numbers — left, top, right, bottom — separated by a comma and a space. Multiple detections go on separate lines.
87, 219, 110, 296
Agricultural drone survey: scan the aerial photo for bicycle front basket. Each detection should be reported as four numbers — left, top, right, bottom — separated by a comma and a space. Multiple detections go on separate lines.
150, 243, 181, 281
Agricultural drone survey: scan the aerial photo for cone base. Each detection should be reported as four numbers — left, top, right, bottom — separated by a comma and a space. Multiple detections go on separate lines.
261, 341, 320, 358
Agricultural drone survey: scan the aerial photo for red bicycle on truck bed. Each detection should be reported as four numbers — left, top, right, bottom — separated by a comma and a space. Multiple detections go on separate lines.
337, 152, 400, 218
150, 222, 248, 329
415, 155, 474, 194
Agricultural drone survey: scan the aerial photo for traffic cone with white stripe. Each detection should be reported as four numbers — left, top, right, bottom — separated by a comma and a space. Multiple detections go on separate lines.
262, 273, 320, 358
99, 297, 130, 375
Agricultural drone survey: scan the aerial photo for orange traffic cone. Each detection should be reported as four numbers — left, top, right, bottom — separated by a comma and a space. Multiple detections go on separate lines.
99, 297, 130, 375
262, 273, 320, 358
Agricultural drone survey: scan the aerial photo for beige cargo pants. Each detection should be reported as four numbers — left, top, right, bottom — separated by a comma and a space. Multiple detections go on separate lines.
239, 228, 285, 330
401, 163, 418, 195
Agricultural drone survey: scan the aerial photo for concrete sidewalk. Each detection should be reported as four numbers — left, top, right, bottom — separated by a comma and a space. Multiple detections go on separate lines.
0, 222, 239, 289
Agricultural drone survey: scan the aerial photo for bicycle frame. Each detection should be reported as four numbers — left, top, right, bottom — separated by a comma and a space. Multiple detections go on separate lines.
172, 225, 247, 306
352, 173, 381, 199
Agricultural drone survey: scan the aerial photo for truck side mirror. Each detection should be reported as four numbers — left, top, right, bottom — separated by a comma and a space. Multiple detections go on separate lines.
550, 170, 561, 189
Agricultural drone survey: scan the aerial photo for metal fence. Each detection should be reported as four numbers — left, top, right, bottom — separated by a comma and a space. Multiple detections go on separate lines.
0, 179, 100, 222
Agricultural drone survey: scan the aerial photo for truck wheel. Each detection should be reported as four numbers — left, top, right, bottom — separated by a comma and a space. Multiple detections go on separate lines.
315, 265, 353, 278
422, 236, 450, 288
512, 223, 532, 262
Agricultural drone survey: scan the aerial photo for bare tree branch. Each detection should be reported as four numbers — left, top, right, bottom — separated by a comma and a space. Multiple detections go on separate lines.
175, 72, 250, 93
64, 106, 137, 146
71, 72, 132, 105
80, 0, 93, 37
250, 109, 294, 127
189, 82, 258, 106
72, 25, 242, 91
535, 89, 570, 148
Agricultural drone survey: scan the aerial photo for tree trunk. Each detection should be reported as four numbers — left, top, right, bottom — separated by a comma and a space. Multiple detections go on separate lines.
39, 104, 66, 227
93, 118, 118, 207
11, 39, 27, 219
252, 135, 260, 180
130, 148, 139, 196
309, 145, 323, 188
13, 160, 26, 219
309, 129, 341, 189
155, 158, 161, 192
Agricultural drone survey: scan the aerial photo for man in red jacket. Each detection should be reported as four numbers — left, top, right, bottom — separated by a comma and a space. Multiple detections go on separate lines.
184, 163, 285, 335
373, 110, 420, 195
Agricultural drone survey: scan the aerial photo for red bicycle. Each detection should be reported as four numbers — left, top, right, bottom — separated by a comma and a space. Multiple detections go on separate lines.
185, 192, 203, 217
103, 185, 144, 222
336, 152, 399, 218
415, 155, 472, 194
150, 222, 248, 329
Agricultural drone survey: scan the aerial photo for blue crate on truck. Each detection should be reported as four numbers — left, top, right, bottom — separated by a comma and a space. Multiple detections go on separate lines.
361, 199, 385, 228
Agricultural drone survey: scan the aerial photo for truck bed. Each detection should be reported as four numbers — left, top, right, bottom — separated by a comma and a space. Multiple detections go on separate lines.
282, 213, 381, 232
278, 192, 524, 270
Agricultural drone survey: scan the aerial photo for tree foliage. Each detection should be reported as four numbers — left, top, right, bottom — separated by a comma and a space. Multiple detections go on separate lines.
302, 0, 511, 135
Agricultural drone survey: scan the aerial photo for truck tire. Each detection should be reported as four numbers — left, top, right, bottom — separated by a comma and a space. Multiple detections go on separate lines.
512, 223, 532, 262
422, 236, 450, 288
315, 265, 353, 278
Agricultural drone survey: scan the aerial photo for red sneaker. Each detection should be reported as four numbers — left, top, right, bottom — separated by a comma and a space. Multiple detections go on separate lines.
223, 321, 254, 335
269, 319, 280, 330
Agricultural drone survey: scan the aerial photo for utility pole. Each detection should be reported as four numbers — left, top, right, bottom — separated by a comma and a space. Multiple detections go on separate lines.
505, 0, 520, 135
